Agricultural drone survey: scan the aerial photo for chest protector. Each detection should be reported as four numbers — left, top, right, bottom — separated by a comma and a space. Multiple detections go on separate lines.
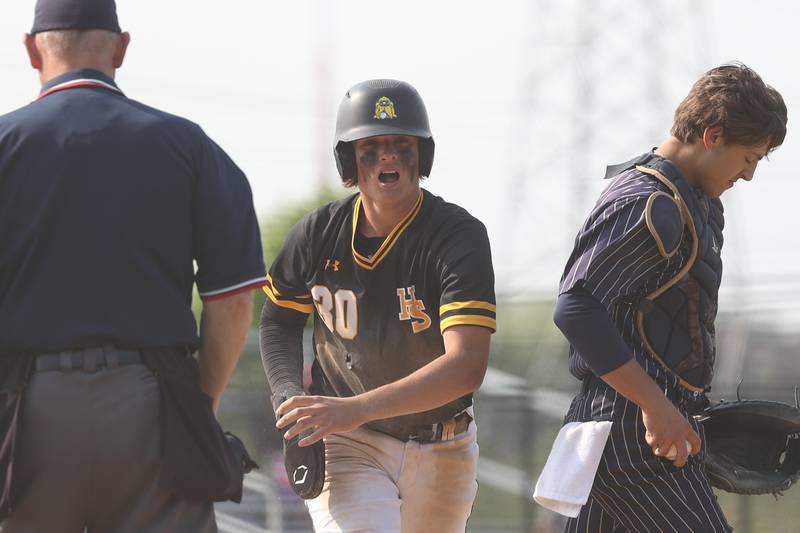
633, 157, 724, 393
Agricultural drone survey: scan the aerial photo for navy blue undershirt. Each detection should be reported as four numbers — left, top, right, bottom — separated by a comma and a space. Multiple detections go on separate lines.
553, 287, 633, 376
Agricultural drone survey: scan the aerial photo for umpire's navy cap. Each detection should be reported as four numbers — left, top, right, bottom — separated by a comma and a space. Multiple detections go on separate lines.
31, 0, 121, 34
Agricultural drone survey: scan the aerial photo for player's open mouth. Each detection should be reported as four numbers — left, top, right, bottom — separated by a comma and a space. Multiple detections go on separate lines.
378, 171, 400, 183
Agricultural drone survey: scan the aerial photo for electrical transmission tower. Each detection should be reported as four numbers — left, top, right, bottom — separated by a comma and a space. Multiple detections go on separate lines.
498, 0, 714, 297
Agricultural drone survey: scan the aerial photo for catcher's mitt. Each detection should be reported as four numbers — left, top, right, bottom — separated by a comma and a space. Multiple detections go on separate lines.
697, 399, 800, 495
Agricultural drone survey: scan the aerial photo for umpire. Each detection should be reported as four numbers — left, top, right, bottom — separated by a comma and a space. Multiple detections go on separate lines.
0, 1, 266, 532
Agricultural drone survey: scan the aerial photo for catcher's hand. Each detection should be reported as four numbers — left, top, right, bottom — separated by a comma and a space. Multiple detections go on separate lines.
698, 399, 800, 495
272, 391, 326, 500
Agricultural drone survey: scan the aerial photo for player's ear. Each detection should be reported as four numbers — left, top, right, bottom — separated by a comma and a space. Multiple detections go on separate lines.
702, 126, 724, 150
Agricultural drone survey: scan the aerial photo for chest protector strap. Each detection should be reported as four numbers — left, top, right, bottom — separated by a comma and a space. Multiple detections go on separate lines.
634, 165, 704, 393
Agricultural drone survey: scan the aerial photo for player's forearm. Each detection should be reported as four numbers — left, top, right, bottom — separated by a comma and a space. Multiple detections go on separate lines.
599, 358, 672, 413
259, 303, 307, 409
601, 357, 701, 466
356, 353, 484, 422
357, 325, 490, 422
197, 291, 253, 413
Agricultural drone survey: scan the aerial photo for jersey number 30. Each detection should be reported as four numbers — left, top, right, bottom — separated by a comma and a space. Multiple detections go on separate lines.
311, 285, 358, 339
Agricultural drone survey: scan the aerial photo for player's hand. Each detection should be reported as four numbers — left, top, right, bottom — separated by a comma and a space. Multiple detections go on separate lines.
641, 397, 701, 468
599, 360, 701, 468
275, 395, 368, 447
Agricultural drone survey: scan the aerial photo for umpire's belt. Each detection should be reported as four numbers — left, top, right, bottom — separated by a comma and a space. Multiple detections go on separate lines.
34, 345, 143, 373
408, 410, 473, 444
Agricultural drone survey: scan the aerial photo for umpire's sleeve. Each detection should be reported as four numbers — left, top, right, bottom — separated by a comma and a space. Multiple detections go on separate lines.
192, 131, 266, 300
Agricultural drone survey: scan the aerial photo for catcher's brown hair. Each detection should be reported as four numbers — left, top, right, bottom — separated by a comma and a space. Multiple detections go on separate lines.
672, 63, 787, 153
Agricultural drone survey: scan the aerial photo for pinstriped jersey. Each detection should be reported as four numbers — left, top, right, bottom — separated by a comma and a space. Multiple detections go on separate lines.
262, 188, 496, 439
559, 156, 696, 387
560, 153, 731, 531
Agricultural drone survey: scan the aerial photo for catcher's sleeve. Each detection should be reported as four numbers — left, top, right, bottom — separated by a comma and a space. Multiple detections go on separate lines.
553, 287, 633, 376
259, 302, 325, 499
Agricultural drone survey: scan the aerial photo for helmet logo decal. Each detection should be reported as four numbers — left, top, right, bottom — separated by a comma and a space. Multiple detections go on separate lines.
373, 96, 397, 120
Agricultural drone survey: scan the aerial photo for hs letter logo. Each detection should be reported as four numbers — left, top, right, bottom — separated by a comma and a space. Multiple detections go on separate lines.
397, 286, 431, 333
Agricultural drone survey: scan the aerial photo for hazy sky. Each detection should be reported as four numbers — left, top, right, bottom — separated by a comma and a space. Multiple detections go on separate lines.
1, 1, 798, 319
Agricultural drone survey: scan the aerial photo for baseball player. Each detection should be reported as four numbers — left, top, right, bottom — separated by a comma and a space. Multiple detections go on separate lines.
0, 0, 266, 531
553, 63, 787, 532
260, 79, 496, 533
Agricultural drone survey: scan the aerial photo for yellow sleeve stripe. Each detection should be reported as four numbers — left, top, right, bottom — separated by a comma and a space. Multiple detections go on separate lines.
440, 300, 496, 314
263, 285, 314, 314
265, 274, 312, 300
266, 274, 280, 296
440, 315, 497, 333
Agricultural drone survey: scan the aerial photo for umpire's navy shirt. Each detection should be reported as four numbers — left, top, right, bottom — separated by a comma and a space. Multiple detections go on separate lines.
0, 69, 266, 356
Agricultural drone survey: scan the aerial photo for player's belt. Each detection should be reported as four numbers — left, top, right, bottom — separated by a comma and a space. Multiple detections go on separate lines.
408, 410, 473, 444
34, 346, 143, 373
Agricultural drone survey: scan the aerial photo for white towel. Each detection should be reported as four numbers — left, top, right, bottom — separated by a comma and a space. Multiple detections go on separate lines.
533, 420, 613, 517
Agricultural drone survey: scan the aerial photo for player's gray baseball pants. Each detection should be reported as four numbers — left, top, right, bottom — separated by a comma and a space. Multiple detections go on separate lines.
0, 347, 216, 533
306, 418, 479, 533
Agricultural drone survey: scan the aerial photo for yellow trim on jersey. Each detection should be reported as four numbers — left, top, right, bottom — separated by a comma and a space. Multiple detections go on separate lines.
266, 274, 282, 296
351, 191, 424, 271
263, 276, 314, 314
440, 315, 497, 333
439, 300, 496, 315
263, 284, 314, 314
266, 274, 312, 300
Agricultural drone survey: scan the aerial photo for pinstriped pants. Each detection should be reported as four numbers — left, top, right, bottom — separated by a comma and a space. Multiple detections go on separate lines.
564, 381, 732, 533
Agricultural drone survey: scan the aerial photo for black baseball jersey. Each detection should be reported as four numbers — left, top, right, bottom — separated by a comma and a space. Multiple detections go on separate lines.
262, 188, 495, 439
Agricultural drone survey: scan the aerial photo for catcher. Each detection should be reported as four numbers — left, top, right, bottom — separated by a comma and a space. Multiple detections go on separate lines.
548, 63, 787, 532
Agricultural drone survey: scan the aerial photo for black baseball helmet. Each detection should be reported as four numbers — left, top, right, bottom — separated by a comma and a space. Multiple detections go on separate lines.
333, 79, 435, 183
